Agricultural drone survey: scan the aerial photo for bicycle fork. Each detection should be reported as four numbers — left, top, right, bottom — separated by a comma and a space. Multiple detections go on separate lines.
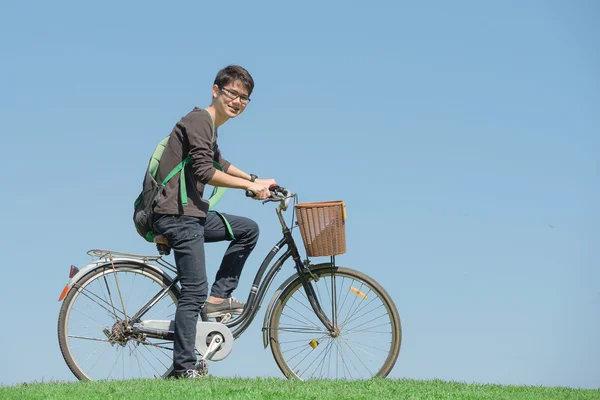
291, 241, 338, 336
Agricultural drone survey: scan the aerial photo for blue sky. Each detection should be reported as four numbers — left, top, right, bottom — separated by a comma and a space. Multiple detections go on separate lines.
1, 0, 598, 389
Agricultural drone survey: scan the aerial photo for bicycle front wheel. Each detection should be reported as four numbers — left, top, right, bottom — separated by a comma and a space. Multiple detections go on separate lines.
269, 265, 401, 380
58, 263, 179, 381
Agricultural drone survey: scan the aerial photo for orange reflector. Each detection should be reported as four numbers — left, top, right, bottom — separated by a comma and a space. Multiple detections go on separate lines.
58, 285, 69, 301
309, 339, 319, 349
350, 287, 367, 299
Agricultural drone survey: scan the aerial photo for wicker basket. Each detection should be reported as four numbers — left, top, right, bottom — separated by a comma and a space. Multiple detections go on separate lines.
295, 200, 347, 257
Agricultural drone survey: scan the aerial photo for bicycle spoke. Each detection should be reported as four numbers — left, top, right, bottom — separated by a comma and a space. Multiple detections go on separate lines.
290, 336, 331, 375
337, 276, 352, 317
320, 340, 336, 378
342, 305, 388, 330
340, 297, 380, 329
130, 343, 142, 378
86, 342, 112, 373
68, 307, 111, 329
146, 302, 176, 320
309, 339, 336, 379
339, 289, 376, 328
289, 293, 321, 316
341, 336, 390, 356
343, 310, 389, 332
138, 342, 170, 374
124, 273, 138, 319
278, 338, 320, 345
339, 283, 362, 330
131, 342, 143, 378
281, 343, 311, 354
94, 277, 114, 323
340, 336, 391, 353
281, 303, 324, 330
103, 274, 122, 322
345, 322, 392, 335
281, 333, 329, 355
335, 338, 340, 379
143, 341, 174, 352
280, 313, 324, 332
285, 344, 312, 365
277, 326, 328, 334
340, 339, 364, 378
78, 288, 125, 320
109, 269, 129, 324
108, 346, 123, 379
68, 335, 111, 343
336, 339, 352, 380
340, 336, 377, 376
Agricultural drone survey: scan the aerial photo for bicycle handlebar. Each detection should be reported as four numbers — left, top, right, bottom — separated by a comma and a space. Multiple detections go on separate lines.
246, 185, 293, 211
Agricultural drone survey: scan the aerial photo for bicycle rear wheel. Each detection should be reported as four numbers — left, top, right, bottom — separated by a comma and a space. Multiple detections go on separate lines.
269, 265, 401, 380
58, 263, 179, 381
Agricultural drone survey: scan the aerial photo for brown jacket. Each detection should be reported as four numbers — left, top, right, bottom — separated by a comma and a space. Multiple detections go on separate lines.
154, 107, 230, 217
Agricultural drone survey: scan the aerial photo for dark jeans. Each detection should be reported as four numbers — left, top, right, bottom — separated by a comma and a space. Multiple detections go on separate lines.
152, 212, 259, 376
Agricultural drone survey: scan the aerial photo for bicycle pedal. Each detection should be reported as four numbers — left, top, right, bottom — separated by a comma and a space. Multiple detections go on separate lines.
216, 313, 232, 323
195, 359, 208, 376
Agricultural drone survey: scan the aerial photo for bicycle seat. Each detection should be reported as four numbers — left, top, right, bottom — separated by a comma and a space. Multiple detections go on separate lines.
154, 235, 171, 256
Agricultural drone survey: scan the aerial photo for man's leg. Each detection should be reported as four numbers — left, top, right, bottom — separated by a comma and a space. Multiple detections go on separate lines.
153, 214, 208, 376
204, 212, 259, 304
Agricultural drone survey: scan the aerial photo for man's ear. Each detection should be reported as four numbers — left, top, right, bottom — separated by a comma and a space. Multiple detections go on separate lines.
212, 84, 220, 99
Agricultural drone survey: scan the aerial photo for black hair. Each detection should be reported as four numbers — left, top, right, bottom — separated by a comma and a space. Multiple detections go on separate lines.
214, 65, 254, 95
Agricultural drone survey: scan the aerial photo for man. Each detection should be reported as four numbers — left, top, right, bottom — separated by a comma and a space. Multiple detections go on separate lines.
151, 65, 275, 378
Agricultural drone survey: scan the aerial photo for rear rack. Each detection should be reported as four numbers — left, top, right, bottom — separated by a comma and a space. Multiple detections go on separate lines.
87, 249, 163, 263
86, 249, 177, 274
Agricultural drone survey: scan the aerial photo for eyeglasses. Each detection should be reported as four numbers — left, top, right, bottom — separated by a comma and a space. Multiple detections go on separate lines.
219, 87, 251, 104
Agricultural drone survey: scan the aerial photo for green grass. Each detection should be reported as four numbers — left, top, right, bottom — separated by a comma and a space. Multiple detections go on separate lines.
1, 377, 598, 400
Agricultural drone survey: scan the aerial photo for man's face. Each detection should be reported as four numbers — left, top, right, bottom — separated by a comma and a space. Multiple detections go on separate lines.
213, 79, 251, 119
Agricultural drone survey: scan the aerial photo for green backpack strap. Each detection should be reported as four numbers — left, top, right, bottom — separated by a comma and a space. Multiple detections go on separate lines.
147, 136, 191, 205
162, 155, 191, 205
209, 210, 235, 240
208, 160, 226, 210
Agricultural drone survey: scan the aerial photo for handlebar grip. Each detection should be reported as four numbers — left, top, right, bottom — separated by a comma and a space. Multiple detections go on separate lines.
246, 184, 285, 199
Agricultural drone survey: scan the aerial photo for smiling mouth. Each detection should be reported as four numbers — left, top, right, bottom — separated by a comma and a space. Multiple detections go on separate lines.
229, 105, 240, 113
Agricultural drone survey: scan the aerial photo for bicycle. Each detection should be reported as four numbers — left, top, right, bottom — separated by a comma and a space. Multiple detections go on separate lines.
57, 186, 402, 381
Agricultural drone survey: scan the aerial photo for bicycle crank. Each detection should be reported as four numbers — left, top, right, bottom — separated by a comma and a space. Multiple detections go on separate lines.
133, 320, 234, 361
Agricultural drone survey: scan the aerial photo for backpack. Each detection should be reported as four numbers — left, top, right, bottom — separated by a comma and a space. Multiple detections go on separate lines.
133, 136, 190, 242
133, 117, 231, 243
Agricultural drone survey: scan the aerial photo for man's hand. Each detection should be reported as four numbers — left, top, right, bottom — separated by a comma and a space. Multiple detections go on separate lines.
247, 181, 273, 200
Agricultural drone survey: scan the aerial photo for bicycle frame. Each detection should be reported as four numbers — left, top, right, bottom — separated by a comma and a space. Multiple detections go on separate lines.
129, 197, 336, 340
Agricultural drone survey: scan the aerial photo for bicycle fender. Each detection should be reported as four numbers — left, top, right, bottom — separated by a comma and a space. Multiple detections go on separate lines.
62, 258, 172, 299
261, 263, 332, 349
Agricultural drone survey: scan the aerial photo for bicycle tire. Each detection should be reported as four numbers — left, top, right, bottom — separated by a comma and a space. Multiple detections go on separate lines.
269, 265, 401, 380
58, 262, 180, 381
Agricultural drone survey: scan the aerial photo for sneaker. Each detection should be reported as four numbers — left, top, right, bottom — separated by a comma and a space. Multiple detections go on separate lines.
182, 369, 204, 379
204, 297, 245, 318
